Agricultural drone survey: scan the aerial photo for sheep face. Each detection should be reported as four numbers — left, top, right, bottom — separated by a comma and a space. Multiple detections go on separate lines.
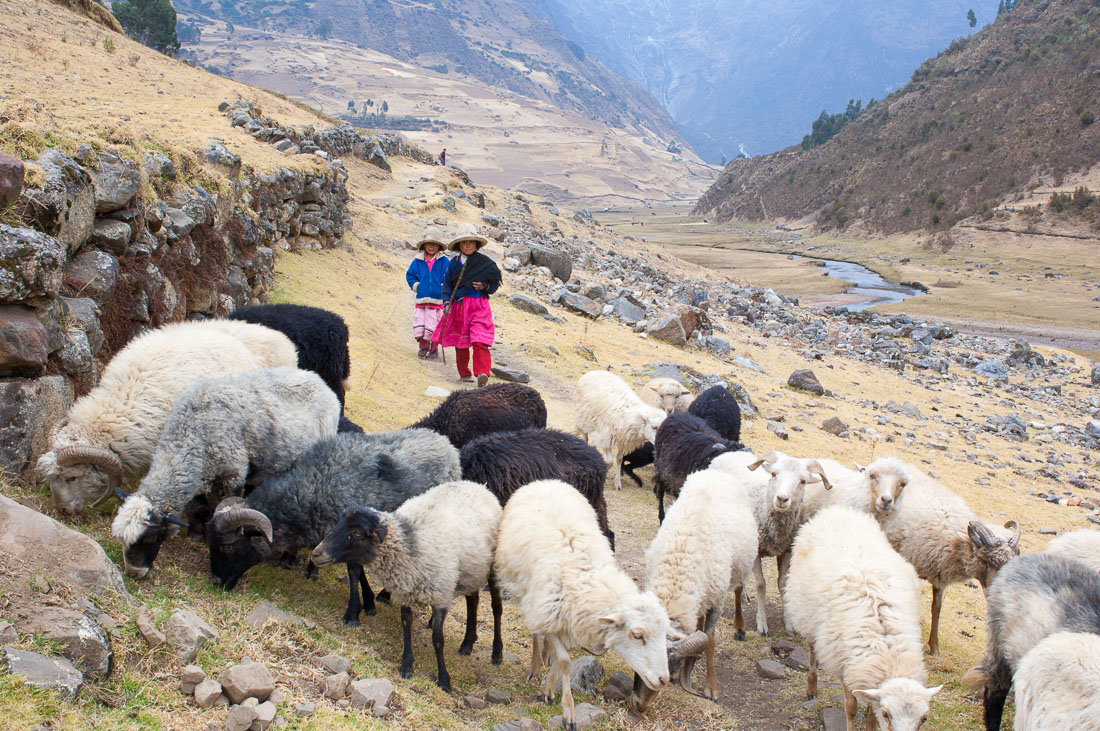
962, 521, 1021, 589
110, 495, 185, 578
37, 449, 121, 515
640, 410, 666, 444
862, 459, 909, 515
751, 452, 830, 514
853, 678, 941, 731
206, 519, 274, 591
311, 506, 387, 568
600, 591, 671, 692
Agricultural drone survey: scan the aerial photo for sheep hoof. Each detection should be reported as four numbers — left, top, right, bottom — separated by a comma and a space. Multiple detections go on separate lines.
458, 644, 473, 656
491, 653, 503, 666
436, 677, 452, 693
365, 607, 376, 617
704, 688, 718, 701
400, 667, 413, 680
734, 629, 746, 641
806, 693, 816, 701
342, 616, 360, 627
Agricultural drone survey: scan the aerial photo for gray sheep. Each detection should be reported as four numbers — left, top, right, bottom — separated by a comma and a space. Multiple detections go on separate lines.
111, 367, 339, 579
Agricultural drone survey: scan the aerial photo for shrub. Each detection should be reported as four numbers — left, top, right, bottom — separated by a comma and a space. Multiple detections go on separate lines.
103, 37, 116, 53
1081, 110, 1095, 126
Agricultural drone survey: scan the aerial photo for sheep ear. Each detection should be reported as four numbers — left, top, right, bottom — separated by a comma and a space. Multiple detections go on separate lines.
165, 513, 189, 528
36, 452, 60, 477
371, 521, 388, 544
597, 614, 624, 629
115, 487, 132, 502
852, 688, 881, 704
747, 459, 766, 472
806, 460, 832, 490
854, 462, 866, 473
924, 684, 944, 698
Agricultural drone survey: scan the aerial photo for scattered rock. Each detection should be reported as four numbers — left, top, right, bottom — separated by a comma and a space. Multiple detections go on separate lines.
1085, 420, 1100, 439
975, 358, 1009, 382
321, 671, 349, 700
225, 703, 258, 731
788, 369, 825, 395
580, 282, 606, 301
767, 421, 789, 440
494, 720, 544, 731
319, 653, 352, 675
0, 153, 24, 206
646, 311, 687, 346
704, 336, 731, 355
0, 622, 16, 644
485, 688, 512, 704
293, 701, 316, 716
491, 366, 530, 383
569, 656, 604, 696
609, 297, 645, 325
194, 678, 223, 708
252, 700, 277, 730
135, 609, 165, 647
221, 662, 276, 704
1091, 363, 1099, 387
785, 647, 810, 671
756, 658, 789, 679
244, 602, 306, 629
821, 707, 847, 731
62, 250, 119, 305
529, 245, 572, 282
509, 294, 549, 317
0, 305, 49, 375
348, 678, 395, 710
464, 695, 488, 709
181, 665, 206, 694
821, 417, 849, 437
552, 290, 602, 318
89, 152, 142, 213
572, 345, 597, 362
549, 702, 606, 729
2, 647, 83, 699
0, 225, 66, 305
603, 669, 633, 702
424, 385, 450, 398
163, 610, 219, 665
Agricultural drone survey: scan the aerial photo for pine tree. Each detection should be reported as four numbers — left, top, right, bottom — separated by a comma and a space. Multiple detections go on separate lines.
967, 8, 977, 27
111, 0, 181, 56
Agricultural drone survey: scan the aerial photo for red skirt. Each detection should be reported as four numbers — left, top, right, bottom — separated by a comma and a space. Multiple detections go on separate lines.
432, 297, 495, 348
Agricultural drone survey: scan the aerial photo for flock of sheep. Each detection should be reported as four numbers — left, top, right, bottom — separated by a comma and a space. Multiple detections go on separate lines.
33, 303, 1100, 730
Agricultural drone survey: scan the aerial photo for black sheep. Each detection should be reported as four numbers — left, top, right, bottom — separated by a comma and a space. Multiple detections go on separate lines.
621, 442, 655, 487
412, 383, 547, 449
654, 413, 744, 522
688, 385, 742, 443
460, 428, 614, 549
226, 303, 351, 409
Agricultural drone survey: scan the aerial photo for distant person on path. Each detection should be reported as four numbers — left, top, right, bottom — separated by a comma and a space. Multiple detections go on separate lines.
432, 223, 501, 387
405, 227, 451, 359
439, 148, 446, 166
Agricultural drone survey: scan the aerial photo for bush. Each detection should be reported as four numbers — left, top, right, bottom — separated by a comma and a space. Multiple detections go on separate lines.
103, 37, 116, 53
1081, 110, 1095, 126
1072, 186, 1095, 209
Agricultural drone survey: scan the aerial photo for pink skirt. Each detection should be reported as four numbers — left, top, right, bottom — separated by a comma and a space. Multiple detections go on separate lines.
432, 297, 495, 348
413, 305, 444, 340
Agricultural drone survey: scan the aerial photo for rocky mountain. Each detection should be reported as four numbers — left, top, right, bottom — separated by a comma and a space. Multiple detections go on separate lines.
523, 0, 1000, 161
694, 0, 1100, 234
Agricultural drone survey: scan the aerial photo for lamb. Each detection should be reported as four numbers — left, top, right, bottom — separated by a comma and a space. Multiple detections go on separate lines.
709, 449, 831, 636
640, 377, 693, 415
687, 385, 742, 443
36, 319, 297, 514
459, 428, 614, 548
225, 303, 351, 409
962, 554, 1100, 730
1044, 529, 1100, 573
312, 481, 502, 693
494, 479, 673, 730
111, 367, 339, 579
574, 370, 667, 491
784, 506, 941, 731
631, 465, 758, 712
205, 429, 460, 625
411, 382, 547, 449
652, 413, 744, 522
874, 463, 1021, 655
1012, 631, 1100, 731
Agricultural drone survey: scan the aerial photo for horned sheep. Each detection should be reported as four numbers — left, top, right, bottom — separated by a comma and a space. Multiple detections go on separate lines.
1012, 631, 1100, 731
312, 481, 503, 693
632, 465, 758, 712
640, 377, 693, 415
1044, 529, 1100, 573
459, 428, 614, 548
785, 506, 941, 731
111, 367, 339, 579
493, 480, 672, 730
206, 429, 459, 625
36, 319, 298, 514
574, 370, 666, 491
963, 553, 1100, 730
652, 413, 743, 522
412, 382, 547, 449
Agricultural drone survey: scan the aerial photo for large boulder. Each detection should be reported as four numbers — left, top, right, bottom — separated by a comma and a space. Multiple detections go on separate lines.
552, 290, 601, 319
22, 149, 95, 255
2, 647, 83, 699
0, 376, 72, 476
788, 369, 825, 396
974, 358, 1008, 381
0, 153, 25, 207
15, 607, 112, 678
62, 250, 119, 305
220, 661, 276, 703
0, 225, 65, 304
646, 311, 687, 346
89, 152, 142, 213
0, 305, 49, 375
509, 294, 548, 317
609, 297, 645, 325
529, 245, 572, 282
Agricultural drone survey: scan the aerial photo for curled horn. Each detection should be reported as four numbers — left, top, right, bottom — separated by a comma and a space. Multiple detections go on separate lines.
215, 507, 273, 543
1004, 520, 1021, 548
806, 460, 833, 491
48, 418, 69, 443
967, 521, 996, 549
55, 445, 123, 486
667, 630, 709, 661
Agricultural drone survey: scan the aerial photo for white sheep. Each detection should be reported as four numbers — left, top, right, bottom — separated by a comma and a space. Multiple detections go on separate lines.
37, 319, 297, 514
785, 506, 942, 730
710, 449, 831, 636
874, 462, 1020, 655
1013, 631, 1100, 731
640, 377, 693, 415
1045, 529, 1100, 573
574, 370, 667, 491
494, 479, 671, 729
801, 456, 911, 521
639, 465, 758, 708
311, 481, 502, 692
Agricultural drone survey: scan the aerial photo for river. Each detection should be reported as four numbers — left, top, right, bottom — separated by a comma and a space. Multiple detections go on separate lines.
815, 258, 924, 311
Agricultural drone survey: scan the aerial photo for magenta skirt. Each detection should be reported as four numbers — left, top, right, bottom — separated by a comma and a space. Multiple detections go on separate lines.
432, 297, 495, 348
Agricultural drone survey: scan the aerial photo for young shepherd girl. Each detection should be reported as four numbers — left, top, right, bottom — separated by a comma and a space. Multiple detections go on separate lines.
405, 227, 451, 358
432, 223, 501, 386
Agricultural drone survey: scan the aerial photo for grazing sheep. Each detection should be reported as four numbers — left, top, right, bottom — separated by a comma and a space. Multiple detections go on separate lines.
494, 479, 672, 730
640, 377, 693, 415
226, 303, 351, 409
312, 481, 502, 693
111, 367, 339, 579
1045, 529, 1100, 573
963, 554, 1100, 730
36, 320, 297, 514
652, 413, 744, 522
1012, 632, 1100, 731
205, 429, 459, 625
411, 383, 547, 449
632, 466, 758, 712
875, 463, 1021, 655
574, 371, 667, 491
459, 428, 614, 549
687, 385, 742, 443
622, 442, 655, 488
785, 506, 941, 731
709, 449, 831, 636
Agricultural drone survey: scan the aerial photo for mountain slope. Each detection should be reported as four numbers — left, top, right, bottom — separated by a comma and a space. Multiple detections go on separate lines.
524, 0, 1000, 161
693, 0, 1100, 233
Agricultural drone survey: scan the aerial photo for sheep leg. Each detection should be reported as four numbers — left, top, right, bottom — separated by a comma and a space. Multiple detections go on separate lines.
983, 685, 1009, 731
806, 643, 817, 700
399, 606, 415, 679
753, 555, 769, 636
732, 585, 746, 641
844, 686, 859, 731
342, 563, 374, 625
928, 585, 944, 655
679, 615, 703, 693
458, 592, 478, 656
528, 635, 543, 683
703, 607, 719, 701
549, 635, 576, 731
864, 706, 877, 731
430, 606, 451, 692
537, 640, 559, 703
655, 478, 666, 523
777, 550, 792, 633
304, 560, 318, 580
489, 578, 504, 665
612, 447, 624, 491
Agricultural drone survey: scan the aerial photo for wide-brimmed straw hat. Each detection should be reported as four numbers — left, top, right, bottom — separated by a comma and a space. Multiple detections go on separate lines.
416, 227, 447, 251
447, 223, 488, 252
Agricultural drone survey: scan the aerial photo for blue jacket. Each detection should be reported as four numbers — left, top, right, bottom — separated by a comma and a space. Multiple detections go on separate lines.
406, 253, 452, 305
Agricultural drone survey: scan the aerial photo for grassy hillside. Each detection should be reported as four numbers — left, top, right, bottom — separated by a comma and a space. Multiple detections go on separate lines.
694, 0, 1100, 234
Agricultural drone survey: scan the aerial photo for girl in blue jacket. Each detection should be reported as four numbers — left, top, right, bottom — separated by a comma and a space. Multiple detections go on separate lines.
405, 227, 451, 358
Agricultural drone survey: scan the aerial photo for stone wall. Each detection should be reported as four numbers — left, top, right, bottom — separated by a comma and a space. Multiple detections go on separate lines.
0, 142, 351, 480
